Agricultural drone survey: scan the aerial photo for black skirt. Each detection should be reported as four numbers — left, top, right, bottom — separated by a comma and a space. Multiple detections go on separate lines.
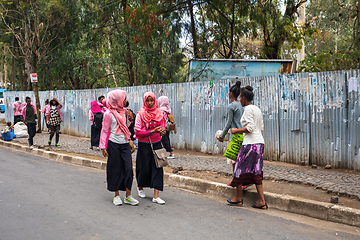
136, 141, 164, 191
91, 124, 101, 147
106, 140, 134, 192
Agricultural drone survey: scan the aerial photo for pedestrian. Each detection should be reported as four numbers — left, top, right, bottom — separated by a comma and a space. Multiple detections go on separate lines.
216, 81, 243, 182
13, 97, 25, 124
40, 99, 50, 133
135, 92, 167, 204
46, 98, 63, 147
89, 100, 103, 150
21, 97, 37, 149
158, 96, 175, 159
98, 95, 105, 111
125, 102, 137, 148
99, 90, 139, 206
227, 86, 267, 209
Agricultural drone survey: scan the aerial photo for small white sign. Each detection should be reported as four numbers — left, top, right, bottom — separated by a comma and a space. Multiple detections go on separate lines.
30, 73, 38, 83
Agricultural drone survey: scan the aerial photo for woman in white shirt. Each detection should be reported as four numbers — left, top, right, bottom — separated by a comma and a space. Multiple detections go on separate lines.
227, 86, 267, 209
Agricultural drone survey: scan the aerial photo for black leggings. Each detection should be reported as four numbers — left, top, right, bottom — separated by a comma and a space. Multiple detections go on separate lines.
49, 125, 60, 144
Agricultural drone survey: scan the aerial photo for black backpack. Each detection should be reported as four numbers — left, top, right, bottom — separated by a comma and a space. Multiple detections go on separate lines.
93, 112, 103, 129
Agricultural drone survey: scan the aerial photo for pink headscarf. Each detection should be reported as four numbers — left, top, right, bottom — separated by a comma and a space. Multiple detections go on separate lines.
106, 90, 131, 140
158, 96, 171, 114
138, 92, 164, 123
90, 101, 102, 113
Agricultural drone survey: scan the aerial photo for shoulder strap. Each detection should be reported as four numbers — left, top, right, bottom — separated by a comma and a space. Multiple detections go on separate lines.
143, 122, 154, 147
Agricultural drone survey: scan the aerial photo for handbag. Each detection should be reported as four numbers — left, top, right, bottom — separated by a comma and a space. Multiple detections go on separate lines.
223, 133, 243, 161
144, 123, 168, 168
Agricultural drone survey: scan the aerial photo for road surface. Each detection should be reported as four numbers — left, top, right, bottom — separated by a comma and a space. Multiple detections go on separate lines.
0, 147, 359, 240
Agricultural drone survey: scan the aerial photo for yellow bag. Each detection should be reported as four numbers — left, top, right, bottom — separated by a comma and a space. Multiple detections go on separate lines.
223, 134, 243, 161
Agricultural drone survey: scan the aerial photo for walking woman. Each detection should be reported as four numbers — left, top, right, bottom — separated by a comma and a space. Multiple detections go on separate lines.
216, 81, 242, 171
40, 99, 50, 133
99, 90, 139, 206
46, 98, 63, 147
135, 92, 167, 204
227, 86, 267, 209
158, 96, 174, 159
89, 100, 103, 150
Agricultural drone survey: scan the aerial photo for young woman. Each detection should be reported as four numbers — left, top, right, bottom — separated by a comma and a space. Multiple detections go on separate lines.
89, 100, 103, 150
216, 81, 242, 171
40, 99, 50, 133
158, 96, 174, 159
227, 86, 267, 209
46, 98, 62, 147
135, 92, 167, 204
99, 90, 139, 206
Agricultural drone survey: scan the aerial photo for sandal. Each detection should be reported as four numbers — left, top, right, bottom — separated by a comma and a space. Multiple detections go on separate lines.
252, 203, 268, 209
227, 199, 243, 206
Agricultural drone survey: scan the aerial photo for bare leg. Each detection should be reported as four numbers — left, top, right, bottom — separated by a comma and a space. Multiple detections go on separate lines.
138, 187, 143, 190
154, 189, 159, 199
125, 188, 131, 198
231, 185, 242, 203
255, 184, 266, 206
115, 190, 119, 197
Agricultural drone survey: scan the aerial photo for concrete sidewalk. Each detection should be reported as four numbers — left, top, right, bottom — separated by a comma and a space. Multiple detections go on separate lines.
1, 124, 360, 227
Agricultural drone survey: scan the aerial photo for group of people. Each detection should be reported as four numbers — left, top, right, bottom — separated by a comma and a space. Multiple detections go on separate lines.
217, 82, 267, 209
12, 96, 63, 149
94, 90, 175, 206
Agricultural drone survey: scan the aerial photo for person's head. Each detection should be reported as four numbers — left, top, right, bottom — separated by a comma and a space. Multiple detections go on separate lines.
50, 99, 58, 106
98, 96, 105, 104
106, 90, 127, 110
6, 122, 11, 127
45, 99, 49, 105
15, 97, 19, 101
143, 92, 158, 109
158, 96, 169, 108
239, 86, 254, 107
229, 81, 241, 100
25, 97, 31, 105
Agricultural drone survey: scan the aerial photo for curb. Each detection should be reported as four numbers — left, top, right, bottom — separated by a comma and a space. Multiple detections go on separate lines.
1, 140, 360, 227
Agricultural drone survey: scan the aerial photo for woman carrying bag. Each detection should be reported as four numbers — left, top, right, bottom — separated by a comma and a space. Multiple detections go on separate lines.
135, 92, 167, 204
99, 90, 139, 206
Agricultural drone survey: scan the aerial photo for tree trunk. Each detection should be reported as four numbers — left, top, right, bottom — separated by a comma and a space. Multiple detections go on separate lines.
10, 36, 16, 91
31, 52, 42, 132
188, 0, 200, 58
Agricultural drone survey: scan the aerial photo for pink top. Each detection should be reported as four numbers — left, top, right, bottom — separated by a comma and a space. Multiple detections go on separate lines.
134, 112, 166, 143
13, 102, 25, 116
40, 105, 49, 113
21, 103, 37, 120
89, 110, 94, 125
99, 110, 128, 149
45, 105, 63, 121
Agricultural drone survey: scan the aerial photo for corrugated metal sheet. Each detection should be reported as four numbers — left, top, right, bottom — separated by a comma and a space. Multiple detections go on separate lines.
4, 69, 360, 170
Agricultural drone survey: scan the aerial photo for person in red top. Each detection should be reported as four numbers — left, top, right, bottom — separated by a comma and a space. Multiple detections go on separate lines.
13, 97, 25, 124
89, 100, 104, 150
135, 92, 167, 204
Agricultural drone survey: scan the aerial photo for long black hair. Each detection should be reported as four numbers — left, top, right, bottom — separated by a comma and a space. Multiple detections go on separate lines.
229, 81, 241, 98
240, 86, 254, 102
50, 99, 59, 106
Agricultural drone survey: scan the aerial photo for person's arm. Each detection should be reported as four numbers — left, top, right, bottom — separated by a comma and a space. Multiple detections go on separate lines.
89, 110, 94, 122
99, 112, 111, 150
220, 106, 233, 139
230, 107, 253, 134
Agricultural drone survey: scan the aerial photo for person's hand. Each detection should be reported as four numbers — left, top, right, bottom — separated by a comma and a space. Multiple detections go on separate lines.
230, 128, 236, 134
216, 136, 224, 142
102, 149, 108, 157
152, 126, 162, 133
160, 129, 166, 136
126, 110, 134, 121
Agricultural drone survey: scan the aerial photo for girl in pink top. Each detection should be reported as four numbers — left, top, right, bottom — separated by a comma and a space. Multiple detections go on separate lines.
99, 90, 139, 206
135, 92, 167, 204
89, 100, 103, 149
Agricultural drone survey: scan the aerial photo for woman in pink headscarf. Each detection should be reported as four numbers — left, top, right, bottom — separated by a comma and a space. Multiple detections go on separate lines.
158, 96, 175, 159
89, 100, 103, 149
99, 90, 139, 206
135, 92, 167, 204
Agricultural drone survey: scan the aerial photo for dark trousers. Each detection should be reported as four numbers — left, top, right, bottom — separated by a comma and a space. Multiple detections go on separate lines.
27, 123, 36, 146
14, 115, 23, 125
90, 124, 101, 147
136, 141, 164, 191
106, 141, 133, 192
161, 131, 173, 153
49, 125, 60, 144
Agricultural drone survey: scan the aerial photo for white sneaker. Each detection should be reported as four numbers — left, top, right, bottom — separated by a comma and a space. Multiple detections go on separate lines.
124, 195, 139, 206
30, 145, 34, 150
167, 155, 175, 159
113, 196, 122, 206
152, 197, 165, 205
137, 188, 146, 198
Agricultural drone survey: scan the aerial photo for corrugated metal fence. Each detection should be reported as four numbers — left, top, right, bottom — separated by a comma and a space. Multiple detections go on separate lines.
4, 69, 360, 170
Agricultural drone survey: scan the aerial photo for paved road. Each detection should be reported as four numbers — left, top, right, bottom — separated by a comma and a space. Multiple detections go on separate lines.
0, 147, 359, 240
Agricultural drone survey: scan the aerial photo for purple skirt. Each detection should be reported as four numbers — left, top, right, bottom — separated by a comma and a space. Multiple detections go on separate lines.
230, 143, 264, 187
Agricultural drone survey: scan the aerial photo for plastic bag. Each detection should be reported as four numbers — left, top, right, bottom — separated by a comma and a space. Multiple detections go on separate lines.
1, 131, 14, 141
14, 122, 28, 138
215, 130, 229, 141
223, 133, 243, 161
